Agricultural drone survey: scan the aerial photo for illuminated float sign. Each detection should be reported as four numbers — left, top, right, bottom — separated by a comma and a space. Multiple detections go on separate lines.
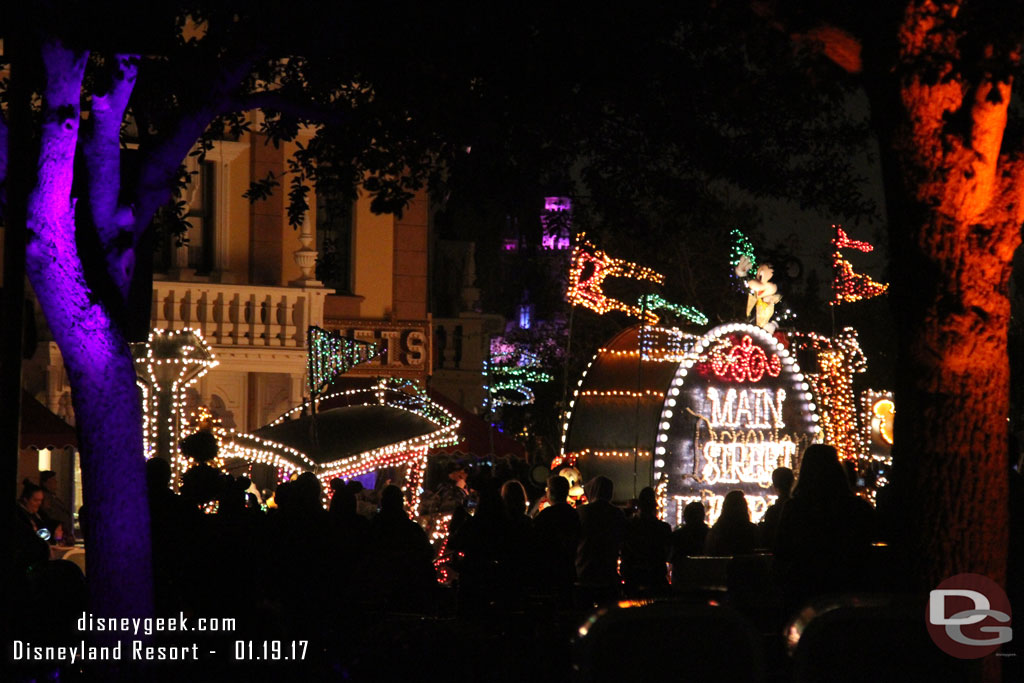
323, 320, 431, 381
654, 324, 819, 525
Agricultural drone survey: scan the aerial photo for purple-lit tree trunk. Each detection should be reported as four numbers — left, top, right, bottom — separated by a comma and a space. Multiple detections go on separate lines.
24, 41, 152, 618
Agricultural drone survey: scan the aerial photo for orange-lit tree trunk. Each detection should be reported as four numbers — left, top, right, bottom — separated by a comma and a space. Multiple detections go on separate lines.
865, 1, 1023, 589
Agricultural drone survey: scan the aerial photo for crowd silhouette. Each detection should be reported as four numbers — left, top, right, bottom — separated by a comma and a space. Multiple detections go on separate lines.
13, 440, 944, 682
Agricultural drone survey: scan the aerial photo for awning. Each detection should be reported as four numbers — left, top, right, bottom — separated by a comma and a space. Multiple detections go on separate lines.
429, 390, 526, 459
19, 391, 77, 450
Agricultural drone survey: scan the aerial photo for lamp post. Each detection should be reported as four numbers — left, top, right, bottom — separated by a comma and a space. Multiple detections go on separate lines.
132, 329, 217, 481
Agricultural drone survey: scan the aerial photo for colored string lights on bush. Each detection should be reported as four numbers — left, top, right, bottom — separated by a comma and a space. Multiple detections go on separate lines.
830, 225, 888, 305
567, 233, 665, 323
484, 343, 554, 408
636, 294, 708, 326
307, 325, 382, 398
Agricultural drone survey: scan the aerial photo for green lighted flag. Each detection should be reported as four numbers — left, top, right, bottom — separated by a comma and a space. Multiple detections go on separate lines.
730, 228, 757, 271
307, 325, 382, 398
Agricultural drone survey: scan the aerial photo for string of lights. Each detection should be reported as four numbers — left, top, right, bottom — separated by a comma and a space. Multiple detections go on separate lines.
566, 233, 665, 323
653, 324, 820, 525
636, 294, 708, 326
134, 328, 219, 484
830, 225, 888, 305
706, 335, 783, 383
730, 228, 757, 272
860, 389, 895, 498
484, 345, 554, 408
306, 325, 381, 398
789, 328, 867, 461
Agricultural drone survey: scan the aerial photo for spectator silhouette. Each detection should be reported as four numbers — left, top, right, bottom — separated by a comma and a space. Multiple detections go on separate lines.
361, 485, 435, 612
264, 473, 332, 630
774, 444, 875, 611
449, 479, 509, 610
576, 476, 625, 594
329, 479, 370, 535
500, 480, 536, 601
533, 475, 581, 602
501, 479, 535, 557
621, 487, 671, 594
704, 490, 758, 556
671, 501, 711, 568
146, 457, 195, 613
179, 431, 221, 508
758, 467, 794, 550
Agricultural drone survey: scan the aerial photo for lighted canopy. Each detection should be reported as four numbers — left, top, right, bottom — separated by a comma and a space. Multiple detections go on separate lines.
135, 328, 458, 508
259, 379, 460, 505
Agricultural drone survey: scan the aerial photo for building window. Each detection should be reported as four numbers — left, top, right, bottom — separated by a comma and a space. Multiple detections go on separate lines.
185, 161, 217, 274
316, 192, 353, 293
153, 159, 216, 275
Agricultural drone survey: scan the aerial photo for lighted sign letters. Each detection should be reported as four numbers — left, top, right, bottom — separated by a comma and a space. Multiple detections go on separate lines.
654, 324, 818, 525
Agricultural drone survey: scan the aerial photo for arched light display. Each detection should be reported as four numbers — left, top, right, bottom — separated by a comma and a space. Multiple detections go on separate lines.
653, 324, 820, 526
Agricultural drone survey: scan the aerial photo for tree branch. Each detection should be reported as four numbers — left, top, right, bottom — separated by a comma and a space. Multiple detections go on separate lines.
993, 153, 1024, 260
750, 1, 864, 74
0, 112, 8, 218
82, 54, 139, 294
228, 90, 344, 126
131, 53, 261, 244
968, 75, 1012, 212
27, 41, 89, 242
792, 25, 863, 74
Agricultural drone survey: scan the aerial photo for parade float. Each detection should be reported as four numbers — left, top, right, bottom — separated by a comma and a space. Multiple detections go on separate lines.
133, 326, 459, 510
557, 226, 893, 524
